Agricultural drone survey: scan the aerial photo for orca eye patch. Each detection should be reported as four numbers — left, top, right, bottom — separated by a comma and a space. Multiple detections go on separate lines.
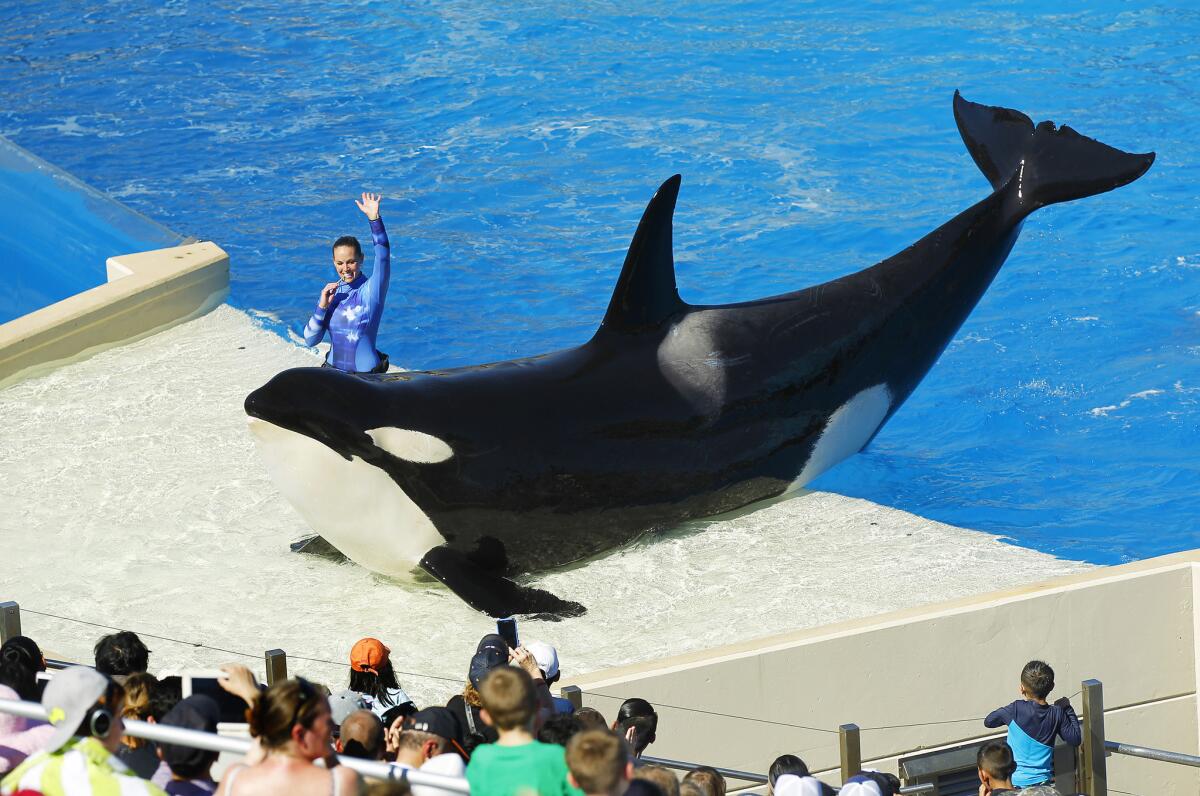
366, 427, 454, 463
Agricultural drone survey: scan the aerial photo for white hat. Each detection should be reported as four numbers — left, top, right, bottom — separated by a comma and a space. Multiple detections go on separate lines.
329, 689, 369, 726
774, 774, 829, 796
41, 666, 109, 754
526, 641, 559, 680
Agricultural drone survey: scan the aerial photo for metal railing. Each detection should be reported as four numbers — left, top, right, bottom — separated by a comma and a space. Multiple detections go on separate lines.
0, 697, 469, 793
1105, 740, 1200, 769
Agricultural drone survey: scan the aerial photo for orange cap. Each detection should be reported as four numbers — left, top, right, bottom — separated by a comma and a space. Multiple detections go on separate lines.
350, 637, 390, 674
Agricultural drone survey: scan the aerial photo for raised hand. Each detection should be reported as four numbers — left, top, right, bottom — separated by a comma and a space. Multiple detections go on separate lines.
319, 281, 340, 308
355, 192, 382, 221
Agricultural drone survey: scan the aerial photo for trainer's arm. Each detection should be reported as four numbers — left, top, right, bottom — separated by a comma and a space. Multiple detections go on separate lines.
303, 292, 335, 347
356, 192, 390, 307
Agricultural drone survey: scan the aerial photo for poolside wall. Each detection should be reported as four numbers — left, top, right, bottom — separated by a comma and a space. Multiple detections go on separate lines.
564, 550, 1200, 794
0, 241, 229, 387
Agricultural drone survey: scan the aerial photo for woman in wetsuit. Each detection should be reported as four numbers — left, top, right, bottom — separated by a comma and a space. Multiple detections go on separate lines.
303, 192, 391, 373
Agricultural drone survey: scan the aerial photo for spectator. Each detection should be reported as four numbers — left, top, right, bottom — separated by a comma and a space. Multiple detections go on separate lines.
337, 710, 384, 761
769, 756, 833, 796
465, 666, 574, 796
565, 729, 633, 796
94, 631, 150, 681
390, 707, 466, 796
0, 666, 164, 795
682, 767, 724, 796
0, 659, 36, 704
983, 660, 1080, 788
975, 740, 1018, 796
679, 783, 705, 796
772, 774, 831, 796
213, 677, 361, 796
446, 635, 509, 752
575, 708, 608, 732
612, 699, 657, 759
348, 639, 414, 721
538, 713, 584, 747
0, 685, 53, 775
119, 672, 162, 778
156, 695, 221, 795
330, 690, 369, 734
632, 766, 678, 796
527, 642, 574, 714
840, 771, 900, 796
0, 638, 45, 675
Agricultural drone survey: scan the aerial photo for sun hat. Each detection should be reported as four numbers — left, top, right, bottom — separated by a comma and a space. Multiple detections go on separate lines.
41, 666, 109, 754
350, 638, 390, 674
525, 641, 559, 680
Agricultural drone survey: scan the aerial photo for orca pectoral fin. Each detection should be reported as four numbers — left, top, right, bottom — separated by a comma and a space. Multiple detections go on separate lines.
419, 545, 586, 621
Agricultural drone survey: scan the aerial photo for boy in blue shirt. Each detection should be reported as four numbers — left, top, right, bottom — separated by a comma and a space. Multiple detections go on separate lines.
984, 660, 1081, 788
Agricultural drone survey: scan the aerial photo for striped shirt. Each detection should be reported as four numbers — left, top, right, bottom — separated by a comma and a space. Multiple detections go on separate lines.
1, 736, 166, 796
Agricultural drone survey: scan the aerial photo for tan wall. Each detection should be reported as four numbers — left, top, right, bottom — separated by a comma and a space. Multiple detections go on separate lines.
564, 551, 1200, 792
0, 241, 228, 387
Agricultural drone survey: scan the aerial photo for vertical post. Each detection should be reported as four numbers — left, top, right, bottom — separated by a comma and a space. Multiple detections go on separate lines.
839, 723, 862, 784
1080, 679, 1107, 796
264, 649, 288, 686
0, 602, 20, 645
560, 685, 583, 710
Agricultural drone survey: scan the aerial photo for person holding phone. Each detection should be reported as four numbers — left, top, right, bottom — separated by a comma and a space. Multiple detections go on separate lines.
301, 192, 393, 374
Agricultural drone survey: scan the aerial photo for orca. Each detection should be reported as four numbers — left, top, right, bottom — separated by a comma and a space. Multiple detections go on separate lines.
245, 93, 1153, 619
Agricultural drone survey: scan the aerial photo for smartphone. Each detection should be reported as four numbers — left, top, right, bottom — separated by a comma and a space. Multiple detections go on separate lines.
180, 670, 252, 725
496, 616, 519, 649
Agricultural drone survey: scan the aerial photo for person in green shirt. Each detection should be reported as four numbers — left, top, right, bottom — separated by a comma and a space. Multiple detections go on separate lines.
467, 665, 583, 796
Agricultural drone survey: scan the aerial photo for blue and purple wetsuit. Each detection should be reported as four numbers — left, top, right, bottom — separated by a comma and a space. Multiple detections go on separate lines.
303, 216, 391, 373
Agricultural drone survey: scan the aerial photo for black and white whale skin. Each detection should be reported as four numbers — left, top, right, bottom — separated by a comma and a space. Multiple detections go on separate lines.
245, 93, 1153, 619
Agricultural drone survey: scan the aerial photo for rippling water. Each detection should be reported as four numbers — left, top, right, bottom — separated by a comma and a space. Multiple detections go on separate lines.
0, 3, 1197, 612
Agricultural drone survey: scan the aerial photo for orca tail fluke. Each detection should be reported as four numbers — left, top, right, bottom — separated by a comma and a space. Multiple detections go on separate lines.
953, 91, 1154, 211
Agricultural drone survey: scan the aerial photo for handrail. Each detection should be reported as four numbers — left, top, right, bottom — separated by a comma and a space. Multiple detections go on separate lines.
1105, 740, 1200, 768
0, 697, 469, 793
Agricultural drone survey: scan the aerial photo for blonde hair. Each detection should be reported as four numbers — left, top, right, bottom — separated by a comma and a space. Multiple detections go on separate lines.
478, 666, 535, 731
121, 672, 157, 749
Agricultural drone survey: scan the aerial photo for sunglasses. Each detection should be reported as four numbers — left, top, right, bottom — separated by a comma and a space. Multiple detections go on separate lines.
289, 677, 318, 730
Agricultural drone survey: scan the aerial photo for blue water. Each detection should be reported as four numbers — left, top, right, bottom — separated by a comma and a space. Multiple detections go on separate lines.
0, 137, 182, 324
1, 1, 1197, 563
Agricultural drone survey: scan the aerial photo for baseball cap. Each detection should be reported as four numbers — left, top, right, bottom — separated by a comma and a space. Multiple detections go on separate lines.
402, 706, 457, 740
329, 689, 369, 726
476, 634, 508, 655
41, 666, 109, 754
774, 774, 830, 796
350, 638, 390, 674
468, 648, 507, 689
525, 641, 559, 680
159, 695, 220, 776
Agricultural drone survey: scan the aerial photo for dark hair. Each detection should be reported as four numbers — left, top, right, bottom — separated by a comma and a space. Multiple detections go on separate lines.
1, 636, 45, 673
349, 660, 403, 707
152, 676, 183, 721
94, 631, 149, 676
683, 766, 726, 796
0, 656, 36, 701
977, 740, 1017, 780
332, 235, 363, 261
1021, 660, 1055, 700
248, 677, 325, 750
72, 679, 125, 740
616, 698, 657, 755
537, 712, 584, 746
769, 754, 810, 784
575, 706, 608, 730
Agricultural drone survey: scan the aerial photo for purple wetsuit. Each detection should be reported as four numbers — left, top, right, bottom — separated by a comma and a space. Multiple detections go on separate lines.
303, 216, 391, 373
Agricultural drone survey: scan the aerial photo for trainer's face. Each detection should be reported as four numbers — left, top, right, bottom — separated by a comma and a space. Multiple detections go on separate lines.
333, 245, 362, 283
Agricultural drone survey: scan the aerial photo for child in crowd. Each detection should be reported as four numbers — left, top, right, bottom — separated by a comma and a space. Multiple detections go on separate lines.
984, 660, 1080, 788
466, 666, 581, 796
565, 730, 634, 796
975, 740, 1019, 796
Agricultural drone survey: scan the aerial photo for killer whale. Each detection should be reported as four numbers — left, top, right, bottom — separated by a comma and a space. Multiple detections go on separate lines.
245, 93, 1153, 619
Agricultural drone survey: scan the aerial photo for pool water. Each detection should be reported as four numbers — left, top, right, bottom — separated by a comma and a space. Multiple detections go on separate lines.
1, 2, 1197, 566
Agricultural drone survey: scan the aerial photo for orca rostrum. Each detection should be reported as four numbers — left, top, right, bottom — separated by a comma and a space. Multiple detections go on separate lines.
245, 93, 1154, 619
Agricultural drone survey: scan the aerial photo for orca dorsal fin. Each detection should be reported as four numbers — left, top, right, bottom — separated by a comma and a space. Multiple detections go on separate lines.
598, 174, 685, 333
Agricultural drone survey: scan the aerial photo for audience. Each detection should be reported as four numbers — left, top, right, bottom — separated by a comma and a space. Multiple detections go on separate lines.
1, 666, 164, 795
538, 712, 585, 747
681, 766, 724, 796
0, 660, 36, 704
0, 685, 53, 775
983, 660, 1080, 789
768, 756, 833, 796
94, 631, 150, 681
465, 666, 575, 796
338, 710, 385, 761
348, 639, 415, 722
390, 707, 465, 796
772, 774, 830, 796
156, 695, 221, 795
632, 765, 678, 796
119, 672, 163, 778
0, 638, 45, 676
446, 635, 506, 752
613, 699, 657, 759
565, 729, 633, 796
575, 707, 608, 732
975, 739, 1019, 796
213, 677, 361, 796
527, 641, 574, 714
